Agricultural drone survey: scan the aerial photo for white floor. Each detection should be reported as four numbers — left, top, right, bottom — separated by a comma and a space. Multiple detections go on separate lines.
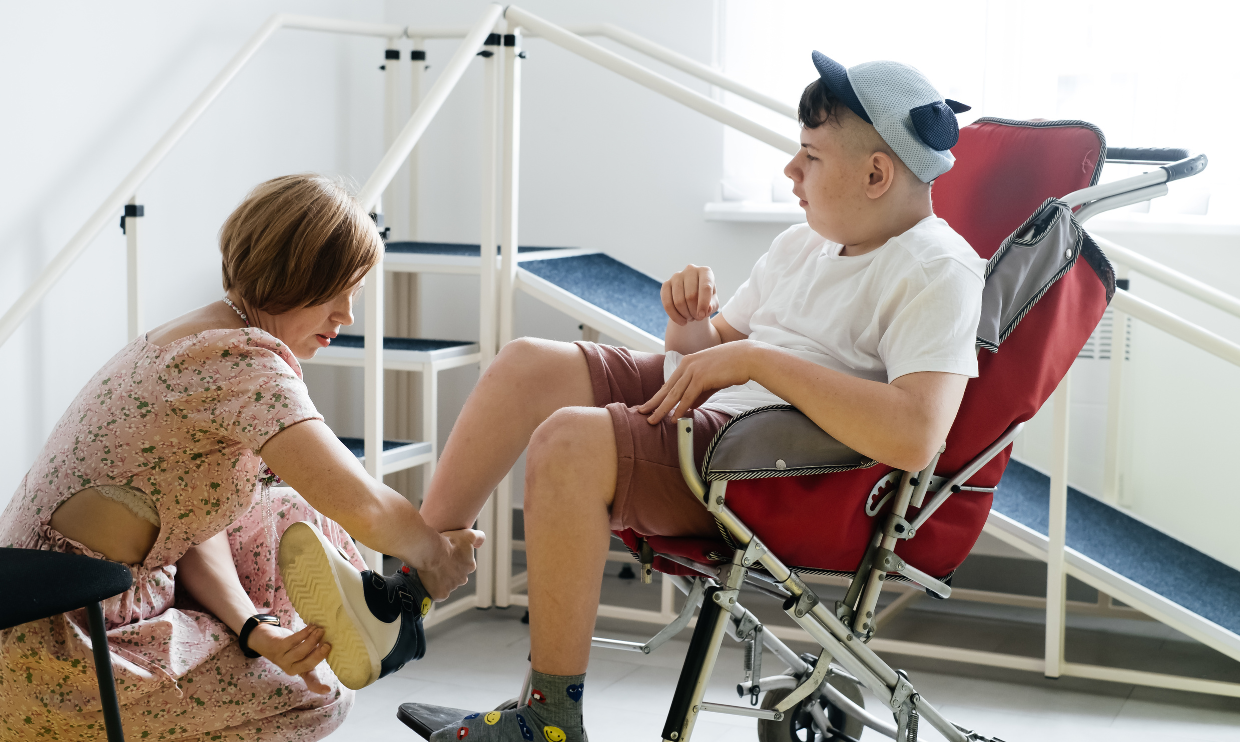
330, 607, 1240, 742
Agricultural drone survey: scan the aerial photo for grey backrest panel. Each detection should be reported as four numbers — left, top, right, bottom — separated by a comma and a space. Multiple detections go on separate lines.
977, 199, 1084, 352
703, 405, 875, 481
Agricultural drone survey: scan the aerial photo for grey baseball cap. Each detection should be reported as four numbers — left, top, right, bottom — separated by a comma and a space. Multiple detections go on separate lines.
811, 51, 970, 182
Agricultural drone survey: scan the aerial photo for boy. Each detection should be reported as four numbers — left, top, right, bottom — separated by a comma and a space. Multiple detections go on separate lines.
283, 52, 985, 742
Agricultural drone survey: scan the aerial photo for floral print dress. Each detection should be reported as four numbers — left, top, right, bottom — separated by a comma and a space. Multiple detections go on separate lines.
0, 328, 366, 741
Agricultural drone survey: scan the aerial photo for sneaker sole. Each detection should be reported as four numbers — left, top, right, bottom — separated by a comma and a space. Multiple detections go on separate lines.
278, 522, 380, 689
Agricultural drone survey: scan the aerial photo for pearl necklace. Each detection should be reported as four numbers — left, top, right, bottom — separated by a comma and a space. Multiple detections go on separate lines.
222, 296, 250, 327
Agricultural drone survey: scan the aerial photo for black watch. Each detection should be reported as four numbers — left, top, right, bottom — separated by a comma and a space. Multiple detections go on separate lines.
239, 614, 281, 659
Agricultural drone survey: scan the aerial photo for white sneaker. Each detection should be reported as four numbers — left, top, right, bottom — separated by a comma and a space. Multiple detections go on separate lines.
278, 521, 429, 689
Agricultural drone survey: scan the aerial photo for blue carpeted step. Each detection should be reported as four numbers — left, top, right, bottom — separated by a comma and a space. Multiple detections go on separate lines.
520, 253, 667, 339
994, 460, 1240, 636
386, 241, 563, 256
337, 437, 432, 474
328, 335, 472, 353
337, 437, 424, 456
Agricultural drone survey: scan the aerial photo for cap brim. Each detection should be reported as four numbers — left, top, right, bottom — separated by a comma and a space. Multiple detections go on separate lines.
811, 51, 872, 124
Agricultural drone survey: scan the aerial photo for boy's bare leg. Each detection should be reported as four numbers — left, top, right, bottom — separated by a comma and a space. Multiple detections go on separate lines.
523, 407, 618, 674
420, 337, 595, 532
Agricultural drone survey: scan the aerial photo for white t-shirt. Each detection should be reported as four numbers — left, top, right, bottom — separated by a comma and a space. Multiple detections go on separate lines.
666, 216, 987, 417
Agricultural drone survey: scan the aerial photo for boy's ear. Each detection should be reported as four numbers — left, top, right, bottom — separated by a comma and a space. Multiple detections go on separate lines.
865, 151, 897, 200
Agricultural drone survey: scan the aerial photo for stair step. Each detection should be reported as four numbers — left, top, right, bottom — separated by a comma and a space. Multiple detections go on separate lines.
516, 253, 666, 352
302, 336, 479, 370
384, 240, 588, 274
338, 436, 432, 475
991, 460, 1240, 655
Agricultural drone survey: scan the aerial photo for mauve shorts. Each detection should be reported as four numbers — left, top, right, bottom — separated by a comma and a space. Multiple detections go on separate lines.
575, 341, 730, 539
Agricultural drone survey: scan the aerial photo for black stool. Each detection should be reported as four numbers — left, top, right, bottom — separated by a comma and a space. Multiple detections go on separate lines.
0, 548, 133, 741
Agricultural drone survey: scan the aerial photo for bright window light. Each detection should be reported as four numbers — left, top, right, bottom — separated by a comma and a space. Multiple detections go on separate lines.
719, 0, 1235, 217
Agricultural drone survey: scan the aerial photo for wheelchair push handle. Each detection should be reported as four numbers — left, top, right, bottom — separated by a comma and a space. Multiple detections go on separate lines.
1160, 153, 1208, 183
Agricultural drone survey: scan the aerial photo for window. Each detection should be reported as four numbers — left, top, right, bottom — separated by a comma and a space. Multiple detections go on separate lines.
719, 0, 1236, 217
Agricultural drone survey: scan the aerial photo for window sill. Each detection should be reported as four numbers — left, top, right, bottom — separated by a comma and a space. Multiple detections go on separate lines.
704, 201, 805, 224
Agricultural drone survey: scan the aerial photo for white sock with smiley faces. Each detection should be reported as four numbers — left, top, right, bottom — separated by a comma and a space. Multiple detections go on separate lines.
430, 670, 587, 742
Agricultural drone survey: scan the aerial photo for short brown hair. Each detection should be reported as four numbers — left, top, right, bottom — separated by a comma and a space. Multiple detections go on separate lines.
220, 174, 382, 314
798, 78, 845, 129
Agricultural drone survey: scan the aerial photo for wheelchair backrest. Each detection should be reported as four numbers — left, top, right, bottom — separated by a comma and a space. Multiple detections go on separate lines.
932, 118, 1112, 481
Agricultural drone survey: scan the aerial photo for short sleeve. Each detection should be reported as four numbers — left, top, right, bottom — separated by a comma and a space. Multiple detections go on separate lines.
166, 331, 323, 455
720, 251, 770, 336
878, 259, 985, 382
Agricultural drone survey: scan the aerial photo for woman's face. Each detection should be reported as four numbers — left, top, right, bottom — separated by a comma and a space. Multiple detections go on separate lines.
256, 280, 363, 359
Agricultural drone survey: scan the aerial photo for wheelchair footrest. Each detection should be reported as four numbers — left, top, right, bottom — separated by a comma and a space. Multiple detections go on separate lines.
397, 703, 478, 740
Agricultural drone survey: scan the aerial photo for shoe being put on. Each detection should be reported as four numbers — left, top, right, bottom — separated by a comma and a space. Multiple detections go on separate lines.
278, 521, 431, 689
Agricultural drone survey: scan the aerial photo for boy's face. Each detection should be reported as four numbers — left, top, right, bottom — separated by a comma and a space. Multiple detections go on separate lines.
784, 110, 891, 246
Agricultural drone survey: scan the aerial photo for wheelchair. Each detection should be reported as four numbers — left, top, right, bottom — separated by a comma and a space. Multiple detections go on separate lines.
401, 117, 1208, 742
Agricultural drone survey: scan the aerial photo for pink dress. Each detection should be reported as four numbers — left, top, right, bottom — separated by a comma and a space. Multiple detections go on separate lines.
0, 328, 366, 741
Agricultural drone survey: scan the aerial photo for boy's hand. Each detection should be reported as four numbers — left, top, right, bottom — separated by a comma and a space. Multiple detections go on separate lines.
639, 340, 756, 423
662, 264, 718, 325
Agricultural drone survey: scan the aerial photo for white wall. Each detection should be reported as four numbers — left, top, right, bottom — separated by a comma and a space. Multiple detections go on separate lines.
0, 0, 389, 512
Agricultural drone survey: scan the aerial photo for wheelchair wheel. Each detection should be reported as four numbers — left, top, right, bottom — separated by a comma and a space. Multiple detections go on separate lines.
756, 677, 865, 742
494, 697, 521, 711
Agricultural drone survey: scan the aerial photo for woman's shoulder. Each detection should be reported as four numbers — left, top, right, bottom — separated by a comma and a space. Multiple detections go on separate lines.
156, 328, 302, 378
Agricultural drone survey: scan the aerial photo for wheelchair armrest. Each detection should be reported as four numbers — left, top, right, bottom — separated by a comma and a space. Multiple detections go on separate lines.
698, 405, 875, 482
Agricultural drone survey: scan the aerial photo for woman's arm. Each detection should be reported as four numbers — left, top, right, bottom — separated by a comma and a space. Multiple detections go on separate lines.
178, 530, 333, 693
258, 419, 483, 599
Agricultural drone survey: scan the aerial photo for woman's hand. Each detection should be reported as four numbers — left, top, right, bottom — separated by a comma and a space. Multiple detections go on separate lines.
246, 623, 333, 694
662, 264, 718, 325
418, 528, 487, 601
639, 340, 758, 423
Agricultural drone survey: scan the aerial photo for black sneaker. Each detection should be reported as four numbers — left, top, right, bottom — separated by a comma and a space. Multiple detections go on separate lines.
278, 521, 430, 689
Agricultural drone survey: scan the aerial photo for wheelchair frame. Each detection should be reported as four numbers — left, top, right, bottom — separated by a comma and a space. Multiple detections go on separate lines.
578, 419, 1026, 742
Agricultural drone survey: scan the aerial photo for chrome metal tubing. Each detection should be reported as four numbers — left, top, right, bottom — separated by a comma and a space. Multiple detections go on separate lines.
782, 603, 894, 703
1074, 183, 1169, 223
1061, 168, 1167, 209
910, 422, 1024, 531
853, 471, 915, 633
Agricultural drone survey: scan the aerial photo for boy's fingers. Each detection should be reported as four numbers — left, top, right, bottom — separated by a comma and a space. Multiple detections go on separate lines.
682, 275, 699, 317
696, 273, 713, 320
670, 280, 690, 322
661, 282, 684, 326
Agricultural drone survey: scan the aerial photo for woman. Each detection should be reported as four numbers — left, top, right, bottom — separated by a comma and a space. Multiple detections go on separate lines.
0, 174, 482, 741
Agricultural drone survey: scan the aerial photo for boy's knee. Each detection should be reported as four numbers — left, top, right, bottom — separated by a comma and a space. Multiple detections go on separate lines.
494, 336, 558, 375
525, 409, 615, 497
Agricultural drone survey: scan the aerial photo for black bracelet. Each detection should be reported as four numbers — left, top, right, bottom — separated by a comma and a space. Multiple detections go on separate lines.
239, 614, 281, 659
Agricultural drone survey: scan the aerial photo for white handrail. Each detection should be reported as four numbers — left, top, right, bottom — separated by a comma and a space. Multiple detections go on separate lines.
1096, 236, 1240, 321
397, 22, 798, 120
0, 13, 407, 349
504, 6, 799, 156
575, 23, 797, 120
1111, 289, 1240, 367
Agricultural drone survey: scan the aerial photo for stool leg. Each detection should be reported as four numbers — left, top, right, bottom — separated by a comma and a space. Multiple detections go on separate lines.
85, 601, 125, 742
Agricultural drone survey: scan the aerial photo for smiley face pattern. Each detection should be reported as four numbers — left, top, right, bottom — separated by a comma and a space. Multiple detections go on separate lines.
429, 672, 586, 742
